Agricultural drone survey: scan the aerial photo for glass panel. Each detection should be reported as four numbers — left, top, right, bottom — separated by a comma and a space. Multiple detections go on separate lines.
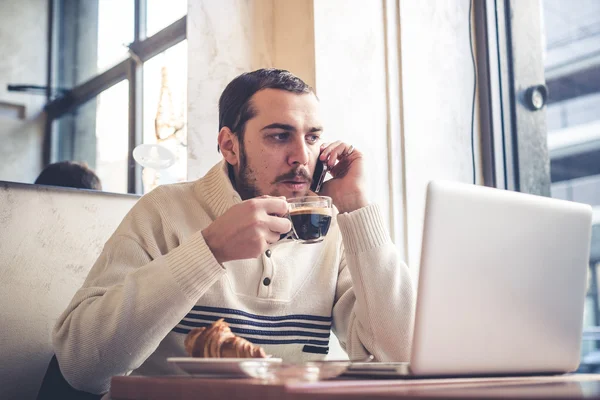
542, 0, 600, 372
146, 0, 187, 37
53, 80, 129, 193
97, 0, 135, 74
142, 40, 187, 193
95, 80, 130, 193
56, 0, 134, 87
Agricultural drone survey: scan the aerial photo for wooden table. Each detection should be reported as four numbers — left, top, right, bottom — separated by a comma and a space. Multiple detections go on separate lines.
111, 373, 600, 399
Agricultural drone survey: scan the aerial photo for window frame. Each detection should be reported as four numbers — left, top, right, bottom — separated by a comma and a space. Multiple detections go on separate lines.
473, 0, 551, 196
476, 0, 600, 361
44, 0, 187, 194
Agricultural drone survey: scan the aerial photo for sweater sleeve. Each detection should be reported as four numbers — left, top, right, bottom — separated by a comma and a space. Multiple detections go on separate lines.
52, 227, 224, 394
332, 204, 416, 362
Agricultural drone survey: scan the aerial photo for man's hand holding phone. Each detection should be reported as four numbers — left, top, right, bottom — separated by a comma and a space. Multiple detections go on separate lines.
316, 141, 368, 214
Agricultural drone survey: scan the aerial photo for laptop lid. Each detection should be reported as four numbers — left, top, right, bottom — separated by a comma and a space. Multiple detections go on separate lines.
410, 181, 592, 376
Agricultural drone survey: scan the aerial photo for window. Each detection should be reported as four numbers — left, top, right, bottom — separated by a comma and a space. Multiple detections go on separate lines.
97, 1, 135, 74
146, 0, 187, 37
476, 0, 600, 372
54, 0, 135, 88
46, 0, 187, 194
542, 0, 600, 372
142, 40, 187, 193
95, 80, 130, 193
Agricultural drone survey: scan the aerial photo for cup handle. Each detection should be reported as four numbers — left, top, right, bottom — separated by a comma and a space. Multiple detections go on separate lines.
278, 207, 296, 242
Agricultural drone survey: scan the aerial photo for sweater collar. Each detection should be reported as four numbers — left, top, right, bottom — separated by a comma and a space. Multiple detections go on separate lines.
194, 160, 242, 219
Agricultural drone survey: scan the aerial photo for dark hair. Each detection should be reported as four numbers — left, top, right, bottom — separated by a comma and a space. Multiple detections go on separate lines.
218, 69, 314, 146
34, 161, 102, 190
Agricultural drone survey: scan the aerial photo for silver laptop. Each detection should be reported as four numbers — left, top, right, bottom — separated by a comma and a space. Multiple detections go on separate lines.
344, 180, 593, 378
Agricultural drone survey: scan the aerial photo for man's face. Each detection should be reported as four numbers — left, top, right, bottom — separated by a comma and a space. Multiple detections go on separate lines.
232, 89, 323, 199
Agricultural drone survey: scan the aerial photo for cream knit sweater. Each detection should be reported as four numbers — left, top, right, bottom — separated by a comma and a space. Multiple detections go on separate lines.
52, 161, 415, 395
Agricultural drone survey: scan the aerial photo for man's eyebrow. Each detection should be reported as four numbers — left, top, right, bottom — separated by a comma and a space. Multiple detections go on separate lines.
260, 123, 323, 133
261, 123, 296, 132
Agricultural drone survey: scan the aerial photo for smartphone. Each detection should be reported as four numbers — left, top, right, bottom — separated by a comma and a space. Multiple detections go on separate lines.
311, 157, 327, 193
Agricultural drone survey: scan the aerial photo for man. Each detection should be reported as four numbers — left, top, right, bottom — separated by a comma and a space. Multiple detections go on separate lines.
35, 161, 102, 190
53, 69, 415, 395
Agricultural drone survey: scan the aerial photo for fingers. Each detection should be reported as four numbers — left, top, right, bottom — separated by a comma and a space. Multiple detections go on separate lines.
251, 196, 289, 217
320, 141, 355, 169
264, 229, 283, 245
265, 215, 292, 234
246, 197, 291, 244
320, 141, 342, 167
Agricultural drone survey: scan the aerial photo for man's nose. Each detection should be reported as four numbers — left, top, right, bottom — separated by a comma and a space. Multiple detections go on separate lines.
288, 138, 310, 166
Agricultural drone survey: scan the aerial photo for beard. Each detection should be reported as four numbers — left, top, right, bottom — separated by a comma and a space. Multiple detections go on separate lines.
236, 145, 261, 200
234, 141, 312, 200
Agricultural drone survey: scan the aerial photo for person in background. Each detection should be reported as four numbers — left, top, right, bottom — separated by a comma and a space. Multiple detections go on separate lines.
35, 161, 102, 190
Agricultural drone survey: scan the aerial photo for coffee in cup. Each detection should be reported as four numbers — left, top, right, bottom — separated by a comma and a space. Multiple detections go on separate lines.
287, 196, 333, 244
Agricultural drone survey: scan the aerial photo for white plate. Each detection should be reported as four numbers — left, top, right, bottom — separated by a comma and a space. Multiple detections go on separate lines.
239, 360, 350, 382
167, 357, 283, 377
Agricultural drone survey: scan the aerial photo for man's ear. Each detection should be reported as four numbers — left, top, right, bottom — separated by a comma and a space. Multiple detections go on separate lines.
218, 127, 240, 166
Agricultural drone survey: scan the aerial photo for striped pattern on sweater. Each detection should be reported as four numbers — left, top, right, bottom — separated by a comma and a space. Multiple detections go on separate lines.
172, 305, 332, 346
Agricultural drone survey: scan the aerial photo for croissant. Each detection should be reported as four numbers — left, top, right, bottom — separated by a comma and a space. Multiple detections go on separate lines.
184, 318, 267, 358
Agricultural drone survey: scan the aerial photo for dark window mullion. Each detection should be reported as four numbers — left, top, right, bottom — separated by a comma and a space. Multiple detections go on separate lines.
129, 16, 186, 63
44, 0, 57, 166
127, 0, 147, 194
45, 60, 129, 118
135, 0, 147, 42
501, 0, 551, 196
127, 60, 143, 194
475, 0, 502, 189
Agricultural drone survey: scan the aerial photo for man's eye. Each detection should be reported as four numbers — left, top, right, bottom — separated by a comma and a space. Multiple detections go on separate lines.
272, 133, 289, 141
307, 135, 320, 144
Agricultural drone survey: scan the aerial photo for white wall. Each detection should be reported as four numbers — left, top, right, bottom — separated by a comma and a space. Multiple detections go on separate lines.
312, 0, 395, 241
187, 0, 269, 179
0, 0, 48, 184
399, 1, 482, 280
271, 0, 316, 89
